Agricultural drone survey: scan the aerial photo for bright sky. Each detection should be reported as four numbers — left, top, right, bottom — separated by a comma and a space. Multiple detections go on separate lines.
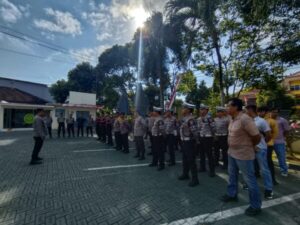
0, 0, 167, 85
0, 0, 298, 87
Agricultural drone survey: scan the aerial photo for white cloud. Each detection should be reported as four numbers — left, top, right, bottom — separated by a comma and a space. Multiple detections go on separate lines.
81, 0, 168, 45
34, 8, 82, 37
0, 0, 30, 23
96, 33, 113, 41
70, 45, 110, 65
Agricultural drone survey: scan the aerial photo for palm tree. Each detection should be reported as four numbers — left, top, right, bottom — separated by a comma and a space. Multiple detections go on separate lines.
165, 0, 225, 105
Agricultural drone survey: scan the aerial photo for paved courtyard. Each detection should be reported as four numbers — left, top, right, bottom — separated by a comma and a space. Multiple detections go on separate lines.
0, 132, 300, 225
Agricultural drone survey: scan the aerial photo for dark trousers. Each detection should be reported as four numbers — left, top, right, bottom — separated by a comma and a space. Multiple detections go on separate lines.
100, 125, 106, 142
114, 131, 122, 150
152, 136, 165, 167
135, 136, 145, 157
149, 133, 153, 153
107, 126, 113, 145
267, 146, 277, 183
47, 127, 52, 138
182, 140, 198, 180
67, 124, 75, 137
121, 133, 129, 152
96, 124, 101, 139
166, 134, 175, 164
214, 135, 228, 168
58, 123, 65, 137
199, 137, 215, 173
77, 125, 84, 137
86, 126, 93, 137
31, 137, 44, 160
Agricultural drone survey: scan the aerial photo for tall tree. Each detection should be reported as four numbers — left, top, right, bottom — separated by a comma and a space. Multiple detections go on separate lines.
49, 79, 69, 103
138, 12, 169, 107
166, 0, 225, 105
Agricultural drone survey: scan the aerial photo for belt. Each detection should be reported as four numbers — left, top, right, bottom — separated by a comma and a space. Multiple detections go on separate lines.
200, 135, 213, 137
153, 135, 163, 137
216, 134, 228, 136
181, 137, 191, 141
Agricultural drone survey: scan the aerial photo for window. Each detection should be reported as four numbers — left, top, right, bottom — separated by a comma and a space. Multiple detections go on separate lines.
295, 85, 300, 90
4, 108, 35, 129
290, 86, 295, 91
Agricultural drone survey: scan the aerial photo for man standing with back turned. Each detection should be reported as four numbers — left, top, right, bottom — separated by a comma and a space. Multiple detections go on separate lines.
221, 98, 262, 216
30, 108, 48, 165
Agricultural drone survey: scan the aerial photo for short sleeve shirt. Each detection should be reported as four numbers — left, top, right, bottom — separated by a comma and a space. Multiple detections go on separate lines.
274, 117, 291, 144
254, 116, 271, 150
228, 112, 260, 160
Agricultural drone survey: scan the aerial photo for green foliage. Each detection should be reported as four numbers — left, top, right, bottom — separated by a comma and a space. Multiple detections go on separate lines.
204, 91, 221, 115
49, 79, 69, 103
256, 86, 296, 110
68, 62, 95, 93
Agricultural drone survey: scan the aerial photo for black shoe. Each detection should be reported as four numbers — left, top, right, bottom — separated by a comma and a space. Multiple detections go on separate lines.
242, 184, 249, 190
29, 160, 42, 165
264, 190, 273, 199
123, 151, 129, 154
199, 168, 206, 173
245, 206, 261, 216
134, 155, 140, 158
209, 172, 216, 177
273, 180, 279, 185
147, 152, 152, 156
168, 162, 176, 166
178, 174, 190, 180
220, 195, 238, 203
157, 166, 165, 171
36, 157, 43, 161
148, 163, 157, 167
188, 179, 199, 187
139, 157, 145, 160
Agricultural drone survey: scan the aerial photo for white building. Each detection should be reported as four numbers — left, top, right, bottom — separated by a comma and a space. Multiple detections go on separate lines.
0, 77, 102, 131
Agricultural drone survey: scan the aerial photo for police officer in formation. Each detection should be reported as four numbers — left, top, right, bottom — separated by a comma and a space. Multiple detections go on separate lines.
133, 110, 147, 160
164, 109, 176, 166
178, 103, 199, 187
119, 113, 130, 153
113, 112, 122, 151
198, 104, 216, 177
214, 107, 230, 169
149, 107, 165, 170
146, 111, 155, 155
106, 114, 114, 146
66, 114, 75, 138
57, 113, 66, 138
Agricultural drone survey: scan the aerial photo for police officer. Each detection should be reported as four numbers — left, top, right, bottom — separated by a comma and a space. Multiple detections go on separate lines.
76, 113, 85, 137
86, 114, 94, 137
95, 113, 101, 140
113, 112, 122, 151
178, 102, 199, 187
106, 114, 113, 146
146, 111, 155, 155
149, 107, 165, 171
57, 113, 65, 138
120, 113, 130, 153
164, 109, 176, 166
198, 104, 216, 177
100, 113, 106, 143
214, 106, 230, 169
134, 110, 147, 160
66, 114, 75, 138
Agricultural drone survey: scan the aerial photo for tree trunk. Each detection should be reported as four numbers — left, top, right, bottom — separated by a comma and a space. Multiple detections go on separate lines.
212, 30, 225, 106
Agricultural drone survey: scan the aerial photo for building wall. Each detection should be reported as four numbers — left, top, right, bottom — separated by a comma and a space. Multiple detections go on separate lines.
69, 91, 96, 105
